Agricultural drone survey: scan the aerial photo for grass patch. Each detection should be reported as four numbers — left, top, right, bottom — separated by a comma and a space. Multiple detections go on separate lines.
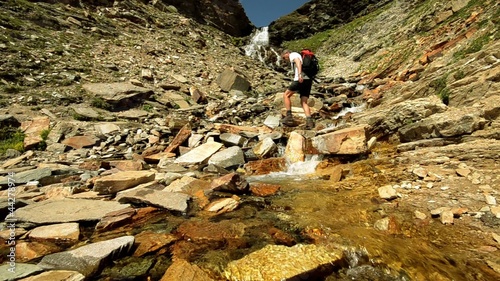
429, 74, 450, 105
38, 128, 50, 151
2, 84, 23, 94
453, 33, 491, 60
0, 128, 25, 155
91, 97, 111, 110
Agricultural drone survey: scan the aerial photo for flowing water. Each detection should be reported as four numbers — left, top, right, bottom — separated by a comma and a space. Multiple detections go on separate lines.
90, 144, 499, 280
90, 30, 500, 281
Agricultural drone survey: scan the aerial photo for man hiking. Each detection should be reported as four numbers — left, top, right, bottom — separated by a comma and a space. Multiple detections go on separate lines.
280, 49, 315, 130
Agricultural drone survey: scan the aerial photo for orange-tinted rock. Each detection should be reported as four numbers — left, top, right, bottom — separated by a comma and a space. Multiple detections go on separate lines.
133, 231, 178, 257
244, 157, 287, 175
61, 136, 97, 149
160, 259, 215, 281
249, 183, 281, 197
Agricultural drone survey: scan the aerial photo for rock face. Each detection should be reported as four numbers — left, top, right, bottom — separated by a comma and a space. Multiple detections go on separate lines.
224, 244, 343, 281
269, 0, 390, 45
162, 0, 253, 37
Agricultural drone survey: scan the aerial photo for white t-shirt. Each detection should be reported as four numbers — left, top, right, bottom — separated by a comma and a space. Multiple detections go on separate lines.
288, 52, 309, 81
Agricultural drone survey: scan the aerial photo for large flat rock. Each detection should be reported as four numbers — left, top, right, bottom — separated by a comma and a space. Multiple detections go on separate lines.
13, 199, 130, 224
93, 171, 156, 195
174, 142, 223, 165
224, 244, 343, 281
38, 236, 134, 277
116, 187, 190, 213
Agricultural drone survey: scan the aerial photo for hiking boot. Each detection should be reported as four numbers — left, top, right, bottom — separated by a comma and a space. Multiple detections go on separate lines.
281, 114, 295, 127
305, 117, 315, 130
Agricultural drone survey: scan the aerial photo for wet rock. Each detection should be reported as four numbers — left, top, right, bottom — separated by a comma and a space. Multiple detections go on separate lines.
441, 210, 454, 225
491, 206, 500, 218
159, 259, 215, 281
174, 141, 223, 165
210, 172, 249, 193
284, 131, 306, 163
163, 176, 211, 195
249, 183, 281, 197
412, 167, 428, 178
310, 125, 368, 155
205, 196, 240, 214
28, 223, 80, 245
485, 194, 497, 205
82, 82, 154, 111
414, 210, 427, 220
224, 244, 343, 281
93, 171, 155, 195
14, 199, 130, 224
244, 157, 287, 175
15, 241, 63, 262
95, 207, 136, 232
38, 236, 135, 277
216, 69, 250, 92
174, 220, 246, 248
116, 187, 190, 213
374, 217, 390, 231
378, 185, 398, 200
18, 270, 85, 281
0, 263, 43, 281
133, 231, 178, 257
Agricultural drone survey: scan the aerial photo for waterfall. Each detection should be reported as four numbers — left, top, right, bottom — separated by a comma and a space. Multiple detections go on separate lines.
244, 27, 281, 66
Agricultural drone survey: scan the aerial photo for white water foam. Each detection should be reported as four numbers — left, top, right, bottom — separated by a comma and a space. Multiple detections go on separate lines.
246, 154, 323, 182
243, 27, 281, 66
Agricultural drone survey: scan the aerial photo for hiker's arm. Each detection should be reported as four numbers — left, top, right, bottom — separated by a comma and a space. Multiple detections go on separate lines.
293, 57, 303, 82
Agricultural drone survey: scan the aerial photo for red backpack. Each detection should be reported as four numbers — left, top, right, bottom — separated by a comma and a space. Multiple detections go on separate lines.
300, 49, 320, 78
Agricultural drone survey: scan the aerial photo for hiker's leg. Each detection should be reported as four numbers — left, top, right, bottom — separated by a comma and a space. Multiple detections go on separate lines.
284, 89, 294, 111
300, 96, 311, 117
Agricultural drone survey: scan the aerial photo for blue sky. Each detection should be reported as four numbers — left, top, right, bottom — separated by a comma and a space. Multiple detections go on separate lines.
240, 0, 310, 27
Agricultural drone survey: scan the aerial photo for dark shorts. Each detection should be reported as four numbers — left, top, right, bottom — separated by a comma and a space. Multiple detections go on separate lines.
288, 79, 313, 97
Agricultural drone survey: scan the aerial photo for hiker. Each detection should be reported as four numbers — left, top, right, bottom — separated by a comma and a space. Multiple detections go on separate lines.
280, 49, 314, 130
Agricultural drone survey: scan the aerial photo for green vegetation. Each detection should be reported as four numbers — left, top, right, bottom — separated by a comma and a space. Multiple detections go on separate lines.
453, 33, 492, 60
429, 75, 450, 105
38, 129, 50, 151
453, 70, 466, 80
91, 97, 111, 110
282, 29, 331, 53
0, 127, 25, 155
142, 104, 153, 112
2, 84, 22, 94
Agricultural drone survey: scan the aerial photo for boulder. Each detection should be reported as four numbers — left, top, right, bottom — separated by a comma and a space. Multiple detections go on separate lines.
310, 125, 368, 155
208, 146, 245, 169
216, 69, 250, 92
